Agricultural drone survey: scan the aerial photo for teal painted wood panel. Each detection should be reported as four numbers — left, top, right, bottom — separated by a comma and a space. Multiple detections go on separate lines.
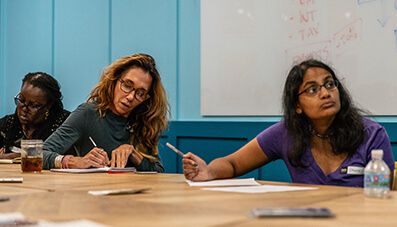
177, 137, 260, 179
0, 0, 5, 116
159, 135, 176, 174
2, 0, 53, 115
111, 0, 178, 119
260, 159, 291, 182
178, 0, 200, 119
54, 0, 110, 111
161, 121, 278, 179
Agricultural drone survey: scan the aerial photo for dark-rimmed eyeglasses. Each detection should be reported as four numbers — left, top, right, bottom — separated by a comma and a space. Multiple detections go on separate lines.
119, 79, 150, 102
14, 94, 46, 112
298, 80, 339, 96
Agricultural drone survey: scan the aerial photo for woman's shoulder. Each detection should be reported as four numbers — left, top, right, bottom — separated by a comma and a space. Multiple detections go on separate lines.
265, 121, 286, 132
0, 114, 17, 130
72, 102, 98, 114
67, 102, 101, 121
76, 102, 96, 110
360, 117, 390, 139
257, 121, 286, 139
60, 109, 71, 119
361, 117, 384, 131
0, 114, 16, 125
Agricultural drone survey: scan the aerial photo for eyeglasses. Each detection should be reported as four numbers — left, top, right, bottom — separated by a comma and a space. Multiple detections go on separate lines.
14, 94, 46, 112
119, 79, 150, 102
298, 80, 339, 96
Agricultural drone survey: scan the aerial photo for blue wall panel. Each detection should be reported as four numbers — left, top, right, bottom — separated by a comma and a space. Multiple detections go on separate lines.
160, 121, 279, 179
159, 135, 176, 174
111, 0, 178, 118
0, 0, 5, 116
54, 0, 110, 111
2, 0, 53, 115
178, 0, 200, 120
177, 136, 259, 179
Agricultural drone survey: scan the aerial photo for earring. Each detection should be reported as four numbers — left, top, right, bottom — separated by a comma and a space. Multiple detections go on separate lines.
296, 108, 302, 114
44, 111, 50, 120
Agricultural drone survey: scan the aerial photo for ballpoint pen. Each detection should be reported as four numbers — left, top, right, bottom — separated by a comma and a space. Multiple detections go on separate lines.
89, 136, 107, 166
89, 136, 97, 147
165, 142, 185, 157
166, 143, 198, 167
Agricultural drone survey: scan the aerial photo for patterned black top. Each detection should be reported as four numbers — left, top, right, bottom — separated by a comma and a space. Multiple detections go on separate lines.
0, 109, 70, 153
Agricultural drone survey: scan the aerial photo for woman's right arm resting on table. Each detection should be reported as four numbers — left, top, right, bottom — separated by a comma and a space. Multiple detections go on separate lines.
0, 115, 23, 159
182, 138, 269, 181
42, 119, 82, 169
43, 104, 114, 169
42, 104, 88, 169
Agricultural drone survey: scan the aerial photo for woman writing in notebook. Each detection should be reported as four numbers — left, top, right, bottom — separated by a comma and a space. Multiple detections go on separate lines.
43, 53, 169, 171
183, 59, 394, 187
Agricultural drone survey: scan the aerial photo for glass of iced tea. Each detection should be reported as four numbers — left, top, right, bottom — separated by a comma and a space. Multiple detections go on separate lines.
20, 140, 43, 173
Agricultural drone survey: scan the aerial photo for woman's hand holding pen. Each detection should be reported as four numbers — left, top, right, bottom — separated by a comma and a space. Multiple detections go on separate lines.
182, 152, 212, 181
68, 147, 110, 168
111, 144, 143, 168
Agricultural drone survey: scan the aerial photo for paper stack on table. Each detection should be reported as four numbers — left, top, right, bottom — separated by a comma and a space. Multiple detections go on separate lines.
186, 178, 317, 193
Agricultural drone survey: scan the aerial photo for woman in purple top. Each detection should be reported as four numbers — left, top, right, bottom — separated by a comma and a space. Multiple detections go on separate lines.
182, 59, 394, 187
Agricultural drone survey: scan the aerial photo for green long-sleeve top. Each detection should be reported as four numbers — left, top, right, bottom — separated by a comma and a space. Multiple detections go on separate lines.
43, 102, 164, 172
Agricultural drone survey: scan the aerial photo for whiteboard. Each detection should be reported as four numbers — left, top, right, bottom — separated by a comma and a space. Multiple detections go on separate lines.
201, 0, 397, 116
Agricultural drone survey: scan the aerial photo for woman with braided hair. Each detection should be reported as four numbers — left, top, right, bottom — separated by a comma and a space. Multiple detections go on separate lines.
0, 72, 70, 159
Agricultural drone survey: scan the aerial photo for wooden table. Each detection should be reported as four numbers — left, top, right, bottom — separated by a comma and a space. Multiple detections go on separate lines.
0, 164, 396, 227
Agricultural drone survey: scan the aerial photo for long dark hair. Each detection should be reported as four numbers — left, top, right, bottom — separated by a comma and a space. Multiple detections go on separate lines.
282, 59, 365, 167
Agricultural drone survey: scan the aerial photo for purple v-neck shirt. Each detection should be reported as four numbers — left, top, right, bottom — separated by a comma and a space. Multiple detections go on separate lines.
256, 118, 394, 187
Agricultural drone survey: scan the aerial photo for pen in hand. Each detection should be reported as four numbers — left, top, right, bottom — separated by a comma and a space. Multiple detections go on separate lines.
89, 136, 98, 147
166, 143, 184, 157
166, 143, 198, 167
89, 136, 108, 166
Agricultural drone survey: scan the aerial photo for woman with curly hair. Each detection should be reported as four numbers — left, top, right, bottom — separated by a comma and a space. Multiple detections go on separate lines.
182, 59, 394, 187
43, 53, 169, 171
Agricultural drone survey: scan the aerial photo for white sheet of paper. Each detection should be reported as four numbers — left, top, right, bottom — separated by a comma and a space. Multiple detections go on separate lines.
38, 219, 106, 227
50, 167, 136, 174
88, 188, 150, 196
202, 185, 317, 193
0, 159, 13, 164
50, 167, 110, 173
0, 177, 23, 183
186, 178, 260, 187
0, 212, 25, 224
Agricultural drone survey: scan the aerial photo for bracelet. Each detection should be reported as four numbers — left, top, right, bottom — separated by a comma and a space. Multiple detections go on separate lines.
54, 155, 64, 169
61, 155, 73, 169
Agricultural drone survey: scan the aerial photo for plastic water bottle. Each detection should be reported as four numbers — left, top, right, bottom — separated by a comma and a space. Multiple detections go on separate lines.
364, 149, 390, 198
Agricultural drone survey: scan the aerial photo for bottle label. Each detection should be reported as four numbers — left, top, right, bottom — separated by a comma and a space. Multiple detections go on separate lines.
364, 173, 390, 188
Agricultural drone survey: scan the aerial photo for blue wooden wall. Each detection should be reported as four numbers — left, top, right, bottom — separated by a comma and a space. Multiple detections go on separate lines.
0, 0, 182, 117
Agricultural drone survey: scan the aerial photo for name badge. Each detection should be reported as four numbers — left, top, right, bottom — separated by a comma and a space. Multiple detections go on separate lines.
340, 166, 364, 175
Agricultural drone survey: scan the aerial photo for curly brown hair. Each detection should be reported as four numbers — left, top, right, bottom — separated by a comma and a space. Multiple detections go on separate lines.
88, 53, 169, 161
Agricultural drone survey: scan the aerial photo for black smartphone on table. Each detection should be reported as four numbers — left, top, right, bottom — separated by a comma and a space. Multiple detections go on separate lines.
251, 207, 334, 218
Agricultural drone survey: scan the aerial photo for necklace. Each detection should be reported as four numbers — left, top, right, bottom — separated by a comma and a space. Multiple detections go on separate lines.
310, 128, 331, 139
